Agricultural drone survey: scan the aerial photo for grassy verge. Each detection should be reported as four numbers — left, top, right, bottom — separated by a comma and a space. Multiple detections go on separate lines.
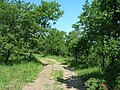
44, 55, 69, 64
74, 65, 106, 89
75, 67, 103, 81
50, 70, 63, 81
0, 58, 43, 90
46, 70, 63, 90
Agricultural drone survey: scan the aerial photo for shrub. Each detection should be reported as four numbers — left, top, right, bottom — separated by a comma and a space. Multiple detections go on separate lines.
85, 78, 107, 90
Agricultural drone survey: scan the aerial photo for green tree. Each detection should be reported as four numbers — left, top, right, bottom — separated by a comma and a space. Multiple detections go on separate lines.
72, 0, 120, 89
34, 0, 64, 28
0, 0, 64, 62
40, 28, 67, 56
0, 0, 21, 62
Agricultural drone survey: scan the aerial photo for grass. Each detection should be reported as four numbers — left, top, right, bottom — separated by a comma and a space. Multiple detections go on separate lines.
44, 55, 69, 64
75, 63, 120, 90
35, 54, 103, 82
46, 70, 63, 90
75, 66, 104, 82
34, 54, 69, 64
67, 60, 104, 83
34, 54, 120, 89
0, 58, 43, 90
50, 70, 63, 81
75, 67, 101, 76
45, 83, 63, 90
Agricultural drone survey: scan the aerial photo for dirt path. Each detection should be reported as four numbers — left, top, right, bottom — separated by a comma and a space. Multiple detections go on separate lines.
22, 58, 86, 90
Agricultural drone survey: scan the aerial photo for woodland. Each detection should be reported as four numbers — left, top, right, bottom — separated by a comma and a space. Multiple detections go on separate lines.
0, 0, 120, 90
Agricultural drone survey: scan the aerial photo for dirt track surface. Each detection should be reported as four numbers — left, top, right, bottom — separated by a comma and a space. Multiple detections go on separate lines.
22, 58, 86, 90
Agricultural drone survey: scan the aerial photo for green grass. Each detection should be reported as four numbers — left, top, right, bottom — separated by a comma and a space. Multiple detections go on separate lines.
34, 54, 69, 64
75, 66, 104, 83
75, 64, 120, 89
47, 70, 63, 90
50, 70, 63, 81
45, 55, 68, 63
0, 54, 65, 90
75, 67, 101, 76
0, 61, 43, 90
33, 54, 44, 59
45, 83, 63, 90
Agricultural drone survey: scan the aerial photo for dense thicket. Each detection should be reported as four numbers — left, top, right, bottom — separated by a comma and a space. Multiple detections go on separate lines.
0, 0, 65, 63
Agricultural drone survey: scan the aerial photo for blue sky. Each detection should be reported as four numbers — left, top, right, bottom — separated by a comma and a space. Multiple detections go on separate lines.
24, 0, 92, 33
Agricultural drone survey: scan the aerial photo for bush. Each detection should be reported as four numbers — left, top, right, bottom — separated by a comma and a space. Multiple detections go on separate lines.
85, 78, 107, 90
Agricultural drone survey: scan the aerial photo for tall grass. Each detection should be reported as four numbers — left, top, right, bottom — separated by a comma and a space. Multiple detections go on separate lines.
0, 61, 43, 90
76, 67, 101, 76
50, 70, 63, 81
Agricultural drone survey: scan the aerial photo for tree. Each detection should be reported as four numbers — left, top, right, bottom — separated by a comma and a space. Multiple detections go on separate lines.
66, 30, 81, 61
71, 0, 120, 89
0, 0, 21, 62
72, 0, 120, 68
39, 28, 67, 56
0, 0, 64, 63
34, 0, 64, 28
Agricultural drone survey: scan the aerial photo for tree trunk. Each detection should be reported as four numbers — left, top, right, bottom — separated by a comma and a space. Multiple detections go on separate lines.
101, 35, 105, 68
111, 54, 114, 65
5, 50, 10, 63
102, 51, 105, 68
75, 52, 77, 62
29, 52, 32, 60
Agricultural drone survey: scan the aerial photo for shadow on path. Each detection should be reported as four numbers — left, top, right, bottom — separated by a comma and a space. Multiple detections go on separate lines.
57, 76, 86, 90
57, 65, 86, 90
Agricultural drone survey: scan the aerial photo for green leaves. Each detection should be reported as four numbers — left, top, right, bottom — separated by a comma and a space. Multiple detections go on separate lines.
35, 0, 64, 28
38, 28, 67, 55
85, 78, 107, 90
70, 0, 120, 89
0, 0, 64, 62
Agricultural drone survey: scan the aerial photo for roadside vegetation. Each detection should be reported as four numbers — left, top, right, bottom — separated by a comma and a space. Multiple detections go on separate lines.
0, 60, 43, 90
50, 70, 63, 81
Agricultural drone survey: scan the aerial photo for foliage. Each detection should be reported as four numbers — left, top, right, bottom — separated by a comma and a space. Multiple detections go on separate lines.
85, 78, 107, 90
50, 70, 63, 81
67, 0, 120, 89
38, 28, 67, 56
0, 0, 64, 63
